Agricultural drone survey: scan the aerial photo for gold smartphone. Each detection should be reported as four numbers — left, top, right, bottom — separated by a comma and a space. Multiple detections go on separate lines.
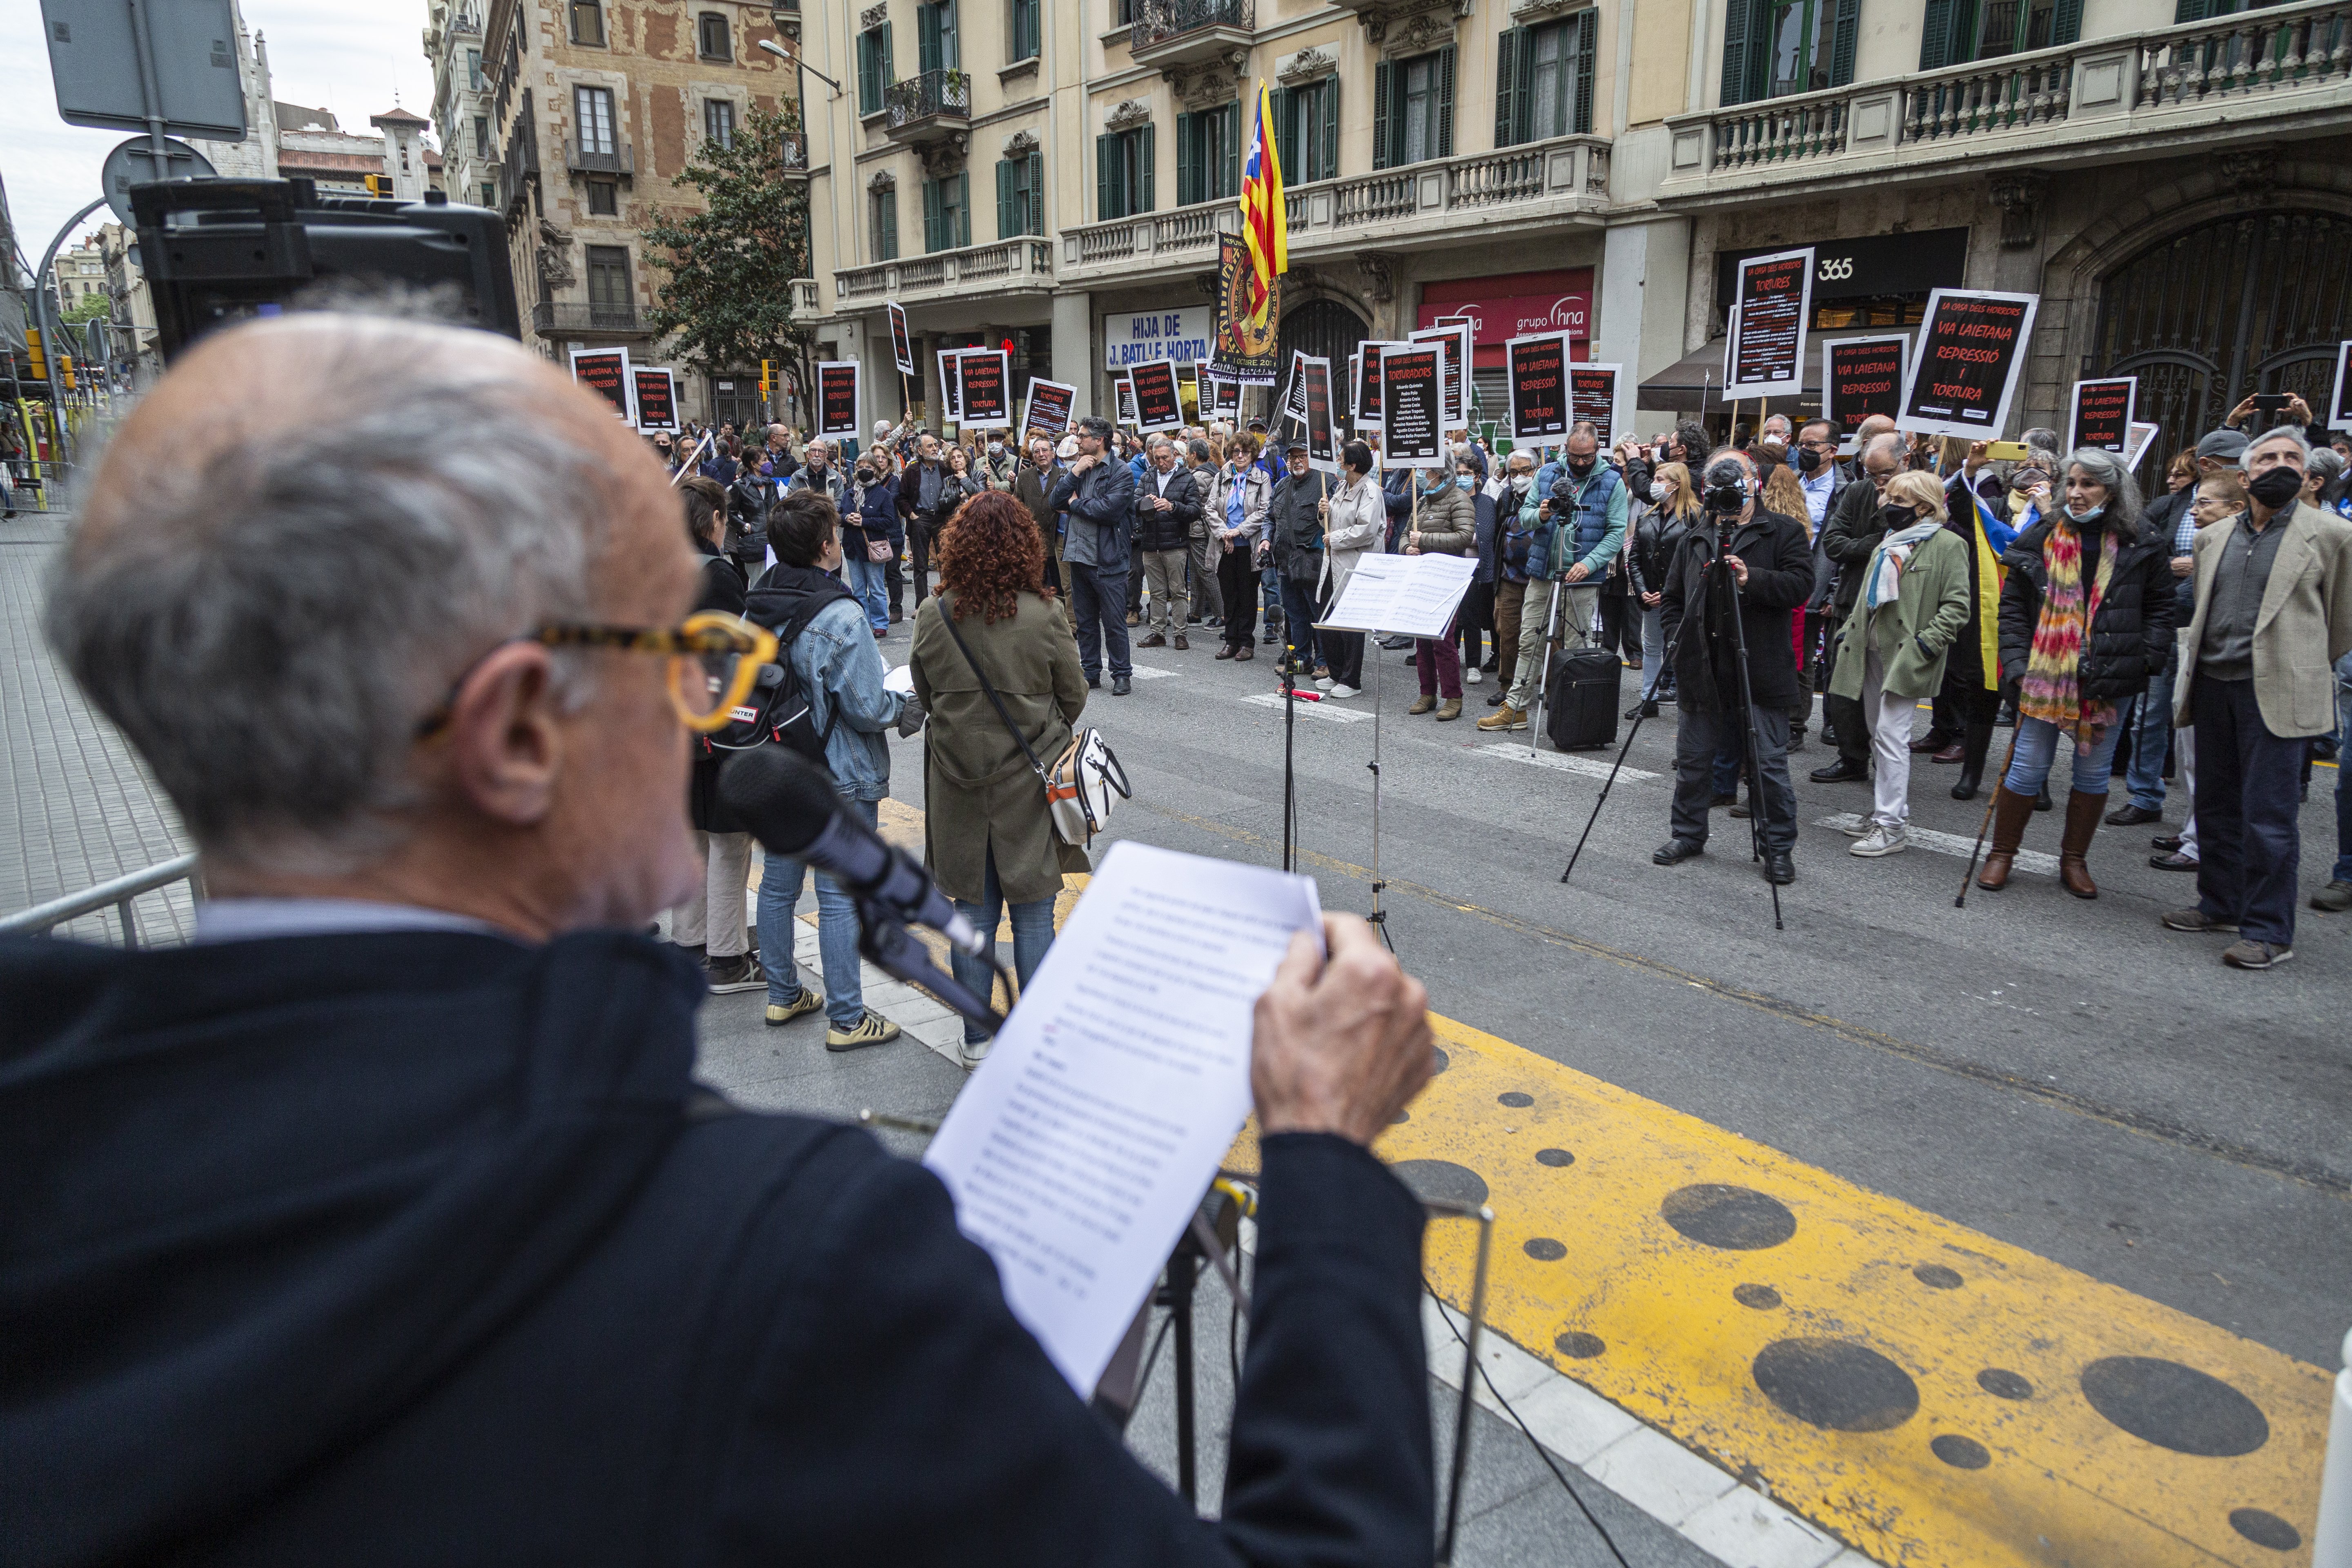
1986, 441, 2031, 461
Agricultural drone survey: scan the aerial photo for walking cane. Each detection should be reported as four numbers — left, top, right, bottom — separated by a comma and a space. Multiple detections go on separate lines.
1955, 719, 2025, 909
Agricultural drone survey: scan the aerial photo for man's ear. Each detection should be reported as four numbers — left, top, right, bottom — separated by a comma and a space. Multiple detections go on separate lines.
442, 642, 567, 826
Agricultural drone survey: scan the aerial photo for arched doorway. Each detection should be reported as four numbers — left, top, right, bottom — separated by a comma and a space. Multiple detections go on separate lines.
2092, 210, 2350, 488
1278, 298, 1369, 387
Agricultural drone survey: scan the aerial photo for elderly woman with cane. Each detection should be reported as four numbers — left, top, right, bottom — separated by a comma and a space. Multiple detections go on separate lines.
1973, 448, 2175, 898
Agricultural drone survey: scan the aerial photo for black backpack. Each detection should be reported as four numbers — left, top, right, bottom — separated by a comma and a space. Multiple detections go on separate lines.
697, 584, 846, 767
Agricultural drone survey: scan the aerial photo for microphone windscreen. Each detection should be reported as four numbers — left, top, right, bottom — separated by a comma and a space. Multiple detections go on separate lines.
717, 747, 837, 857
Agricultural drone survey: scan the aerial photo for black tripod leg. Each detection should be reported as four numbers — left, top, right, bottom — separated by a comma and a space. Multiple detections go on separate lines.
1562, 560, 1714, 882
1717, 550, 1783, 930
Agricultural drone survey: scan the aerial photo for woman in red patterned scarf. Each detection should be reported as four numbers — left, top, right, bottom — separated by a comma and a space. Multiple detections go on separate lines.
1976, 448, 2176, 898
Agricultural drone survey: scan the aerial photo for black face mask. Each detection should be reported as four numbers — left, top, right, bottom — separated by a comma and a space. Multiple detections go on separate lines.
1567, 457, 1595, 478
2248, 466, 2305, 508
1880, 501, 1919, 528
1795, 447, 1823, 474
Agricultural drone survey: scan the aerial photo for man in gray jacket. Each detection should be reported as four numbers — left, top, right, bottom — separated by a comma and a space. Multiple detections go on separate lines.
1047, 416, 1138, 695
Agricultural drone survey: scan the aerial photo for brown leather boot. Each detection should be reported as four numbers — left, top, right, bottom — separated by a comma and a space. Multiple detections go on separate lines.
2059, 791, 2106, 899
1975, 785, 2037, 891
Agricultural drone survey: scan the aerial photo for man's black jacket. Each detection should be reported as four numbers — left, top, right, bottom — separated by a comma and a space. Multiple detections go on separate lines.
1659, 506, 1814, 713
1818, 473, 1887, 618
0, 931, 1432, 1568
1134, 463, 1202, 552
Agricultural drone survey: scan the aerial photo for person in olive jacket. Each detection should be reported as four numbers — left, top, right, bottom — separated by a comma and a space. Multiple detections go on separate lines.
1403, 454, 1477, 720
1976, 448, 2174, 899
1654, 448, 1816, 886
1826, 470, 1973, 860
910, 490, 1090, 1067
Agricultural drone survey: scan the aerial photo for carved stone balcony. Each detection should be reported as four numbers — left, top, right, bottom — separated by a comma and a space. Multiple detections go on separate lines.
1129, 0, 1255, 69
833, 237, 1054, 310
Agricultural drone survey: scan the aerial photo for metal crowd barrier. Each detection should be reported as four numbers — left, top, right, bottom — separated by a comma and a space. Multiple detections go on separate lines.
0, 853, 201, 947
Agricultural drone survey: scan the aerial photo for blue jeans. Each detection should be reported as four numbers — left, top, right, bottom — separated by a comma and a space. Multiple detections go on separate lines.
757, 795, 872, 1029
1067, 563, 1131, 681
2002, 714, 2126, 797
2192, 674, 2304, 947
2121, 670, 2176, 810
844, 552, 889, 633
949, 847, 1056, 1047
1278, 576, 1322, 669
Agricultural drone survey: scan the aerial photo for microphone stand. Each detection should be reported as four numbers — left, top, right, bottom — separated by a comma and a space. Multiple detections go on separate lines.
852, 897, 1010, 1032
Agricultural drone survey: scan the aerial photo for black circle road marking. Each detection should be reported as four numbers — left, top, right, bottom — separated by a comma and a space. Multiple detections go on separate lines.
1977, 1368, 2035, 1401
2229, 1508, 2301, 1551
1524, 1237, 1568, 1261
1432, 1047, 1450, 1074
1555, 1331, 1606, 1359
1391, 1109, 1410, 1124
1931, 1434, 1991, 1469
1662, 1184, 1798, 1250
1498, 1091, 1535, 1108
2079, 1356, 2270, 1457
1389, 1159, 1488, 1209
1753, 1338, 1921, 1432
1914, 1264, 1964, 1289
1535, 1147, 1575, 1167
1734, 1283, 1783, 1310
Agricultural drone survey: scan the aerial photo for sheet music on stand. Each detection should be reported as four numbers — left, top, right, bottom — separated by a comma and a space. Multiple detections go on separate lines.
922, 841, 1323, 1395
1316, 552, 1477, 639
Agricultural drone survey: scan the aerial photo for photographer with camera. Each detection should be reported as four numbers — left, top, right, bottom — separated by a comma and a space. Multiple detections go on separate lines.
8, 314, 1441, 1565
1653, 448, 1816, 884
1479, 424, 1626, 733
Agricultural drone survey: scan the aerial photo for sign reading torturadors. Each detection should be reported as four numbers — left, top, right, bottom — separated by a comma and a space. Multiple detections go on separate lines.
42, 0, 248, 140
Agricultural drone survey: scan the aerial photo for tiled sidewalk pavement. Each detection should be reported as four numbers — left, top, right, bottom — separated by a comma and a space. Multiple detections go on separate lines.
0, 512, 194, 941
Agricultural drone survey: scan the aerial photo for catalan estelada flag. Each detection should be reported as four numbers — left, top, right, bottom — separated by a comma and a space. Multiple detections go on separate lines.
1239, 84, 1286, 327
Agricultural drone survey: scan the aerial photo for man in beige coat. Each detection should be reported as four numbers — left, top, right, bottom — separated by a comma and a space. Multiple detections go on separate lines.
2161, 427, 2352, 969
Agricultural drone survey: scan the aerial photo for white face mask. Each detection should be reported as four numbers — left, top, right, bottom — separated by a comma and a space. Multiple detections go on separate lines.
1649, 480, 1670, 504
1510, 474, 1532, 492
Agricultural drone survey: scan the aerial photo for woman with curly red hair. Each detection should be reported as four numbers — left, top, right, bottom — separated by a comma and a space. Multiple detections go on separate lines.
911, 489, 1089, 1065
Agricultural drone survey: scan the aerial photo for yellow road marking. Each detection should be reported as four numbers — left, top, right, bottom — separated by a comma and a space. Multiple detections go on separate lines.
828, 800, 2333, 1563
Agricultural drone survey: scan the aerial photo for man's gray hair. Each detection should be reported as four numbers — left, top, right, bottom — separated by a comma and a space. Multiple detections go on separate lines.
1861, 432, 1907, 465
2303, 445, 2344, 485
46, 378, 612, 873
2064, 446, 2144, 527
2243, 425, 2312, 466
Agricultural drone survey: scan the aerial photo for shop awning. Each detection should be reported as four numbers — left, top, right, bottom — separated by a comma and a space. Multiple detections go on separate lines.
1636, 328, 1919, 415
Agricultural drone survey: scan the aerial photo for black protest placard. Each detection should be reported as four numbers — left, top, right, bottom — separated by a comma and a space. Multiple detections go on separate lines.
887, 303, 915, 376
1114, 373, 1138, 429
568, 346, 632, 421
2068, 377, 2138, 454
1354, 343, 1397, 434
1506, 333, 1569, 443
2328, 340, 2352, 433
1726, 247, 1813, 399
1203, 373, 1241, 421
1380, 344, 1445, 468
815, 361, 862, 439
1130, 360, 1183, 433
1410, 322, 1472, 431
1899, 289, 2040, 440
958, 350, 1013, 429
938, 348, 966, 423
631, 368, 677, 431
1821, 336, 1907, 428
1569, 363, 1619, 450
1021, 377, 1076, 441
1301, 356, 1340, 474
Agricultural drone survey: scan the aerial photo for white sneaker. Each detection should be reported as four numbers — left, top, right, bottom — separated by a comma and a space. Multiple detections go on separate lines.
959, 1035, 992, 1069
1465, 666, 1483, 685
1315, 676, 1335, 691
1837, 818, 1875, 838
1849, 824, 1909, 857
1326, 683, 1359, 699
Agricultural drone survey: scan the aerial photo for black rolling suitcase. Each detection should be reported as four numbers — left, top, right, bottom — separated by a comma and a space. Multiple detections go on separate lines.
1544, 646, 1620, 750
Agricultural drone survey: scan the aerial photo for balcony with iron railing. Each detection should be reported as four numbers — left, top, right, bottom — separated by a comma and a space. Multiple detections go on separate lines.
1661, 0, 2352, 202
834, 236, 1053, 306
883, 69, 972, 145
565, 139, 635, 176
1060, 134, 1610, 283
1129, 0, 1255, 68
532, 299, 648, 336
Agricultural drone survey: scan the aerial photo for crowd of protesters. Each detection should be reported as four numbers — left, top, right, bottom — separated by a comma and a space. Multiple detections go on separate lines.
657, 386, 2350, 1012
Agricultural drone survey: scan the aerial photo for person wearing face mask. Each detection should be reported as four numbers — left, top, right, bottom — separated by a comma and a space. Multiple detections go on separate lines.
1482, 452, 1541, 710
1483, 427, 1626, 733
1975, 448, 2174, 901
1402, 451, 1477, 720
1811, 425, 1904, 784
2161, 427, 2352, 969
1825, 472, 1973, 858
1628, 462, 1702, 718
1928, 448, 2037, 802
1456, 451, 1496, 684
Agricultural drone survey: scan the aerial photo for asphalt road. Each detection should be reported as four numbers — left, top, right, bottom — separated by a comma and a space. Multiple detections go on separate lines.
880, 621, 2351, 1369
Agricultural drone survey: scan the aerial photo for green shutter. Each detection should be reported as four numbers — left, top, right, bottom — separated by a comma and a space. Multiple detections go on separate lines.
1919, 0, 1973, 70
2051, 0, 2084, 44
955, 172, 970, 246
1373, 59, 1395, 169
1028, 150, 1044, 233
877, 189, 897, 259
1097, 133, 1116, 218
1176, 111, 1200, 206
997, 158, 1015, 238
882, 26, 894, 85
1495, 29, 1523, 148
2172, 0, 2213, 20
923, 178, 943, 250
917, 2, 940, 72
1136, 124, 1154, 212
1721, 0, 1751, 105
1573, 13, 1597, 134
1317, 78, 1339, 180
857, 32, 878, 114
1829, 0, 1861, 84
1434, 45, 1456, 157
1223, 102, 1243, 199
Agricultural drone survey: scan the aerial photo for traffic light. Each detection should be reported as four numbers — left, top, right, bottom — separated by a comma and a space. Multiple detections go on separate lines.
364, 174, 391, 197
760, 359, 773, 400
60, 354, 77, 392
25, 327, 46, 381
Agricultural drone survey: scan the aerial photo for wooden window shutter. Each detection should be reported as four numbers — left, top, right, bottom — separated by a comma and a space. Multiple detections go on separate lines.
1268, 87, 1294, 180
1373, 59, 1395, 170
1919, 0, 1960, 70
1573, 13, 1597, 133
997, 158, 1015, 238
1721, 0, 1754, 105
1136, 124, 1155, 212
1028, 150, 1044, 233
1176, 111, 1199, 206
2052, 0, 2085, 44
1097, 132, 1117, 218
954, 172, 970, 246
1829, 0, 1861, 85
1317, 78, 1339, 180
1494, 28, 1523, 148
1224, 101, 1243, 198
1434, 45, 1456, 158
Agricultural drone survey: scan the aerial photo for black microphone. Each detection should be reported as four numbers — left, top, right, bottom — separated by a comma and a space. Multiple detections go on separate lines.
719, 747, 986, 957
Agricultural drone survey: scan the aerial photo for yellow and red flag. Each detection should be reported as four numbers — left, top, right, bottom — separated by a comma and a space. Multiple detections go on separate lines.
1239, 84, 1286, 327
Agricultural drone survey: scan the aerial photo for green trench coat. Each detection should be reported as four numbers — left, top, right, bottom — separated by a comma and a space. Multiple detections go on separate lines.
910, 588, 1093, 905
1828, 525, 1973, 703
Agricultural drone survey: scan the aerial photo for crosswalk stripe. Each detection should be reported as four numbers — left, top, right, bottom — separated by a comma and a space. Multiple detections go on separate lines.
1238, 691, 1372, 723
1816, 813, 2060, 875
1474, 742, 1661, 783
